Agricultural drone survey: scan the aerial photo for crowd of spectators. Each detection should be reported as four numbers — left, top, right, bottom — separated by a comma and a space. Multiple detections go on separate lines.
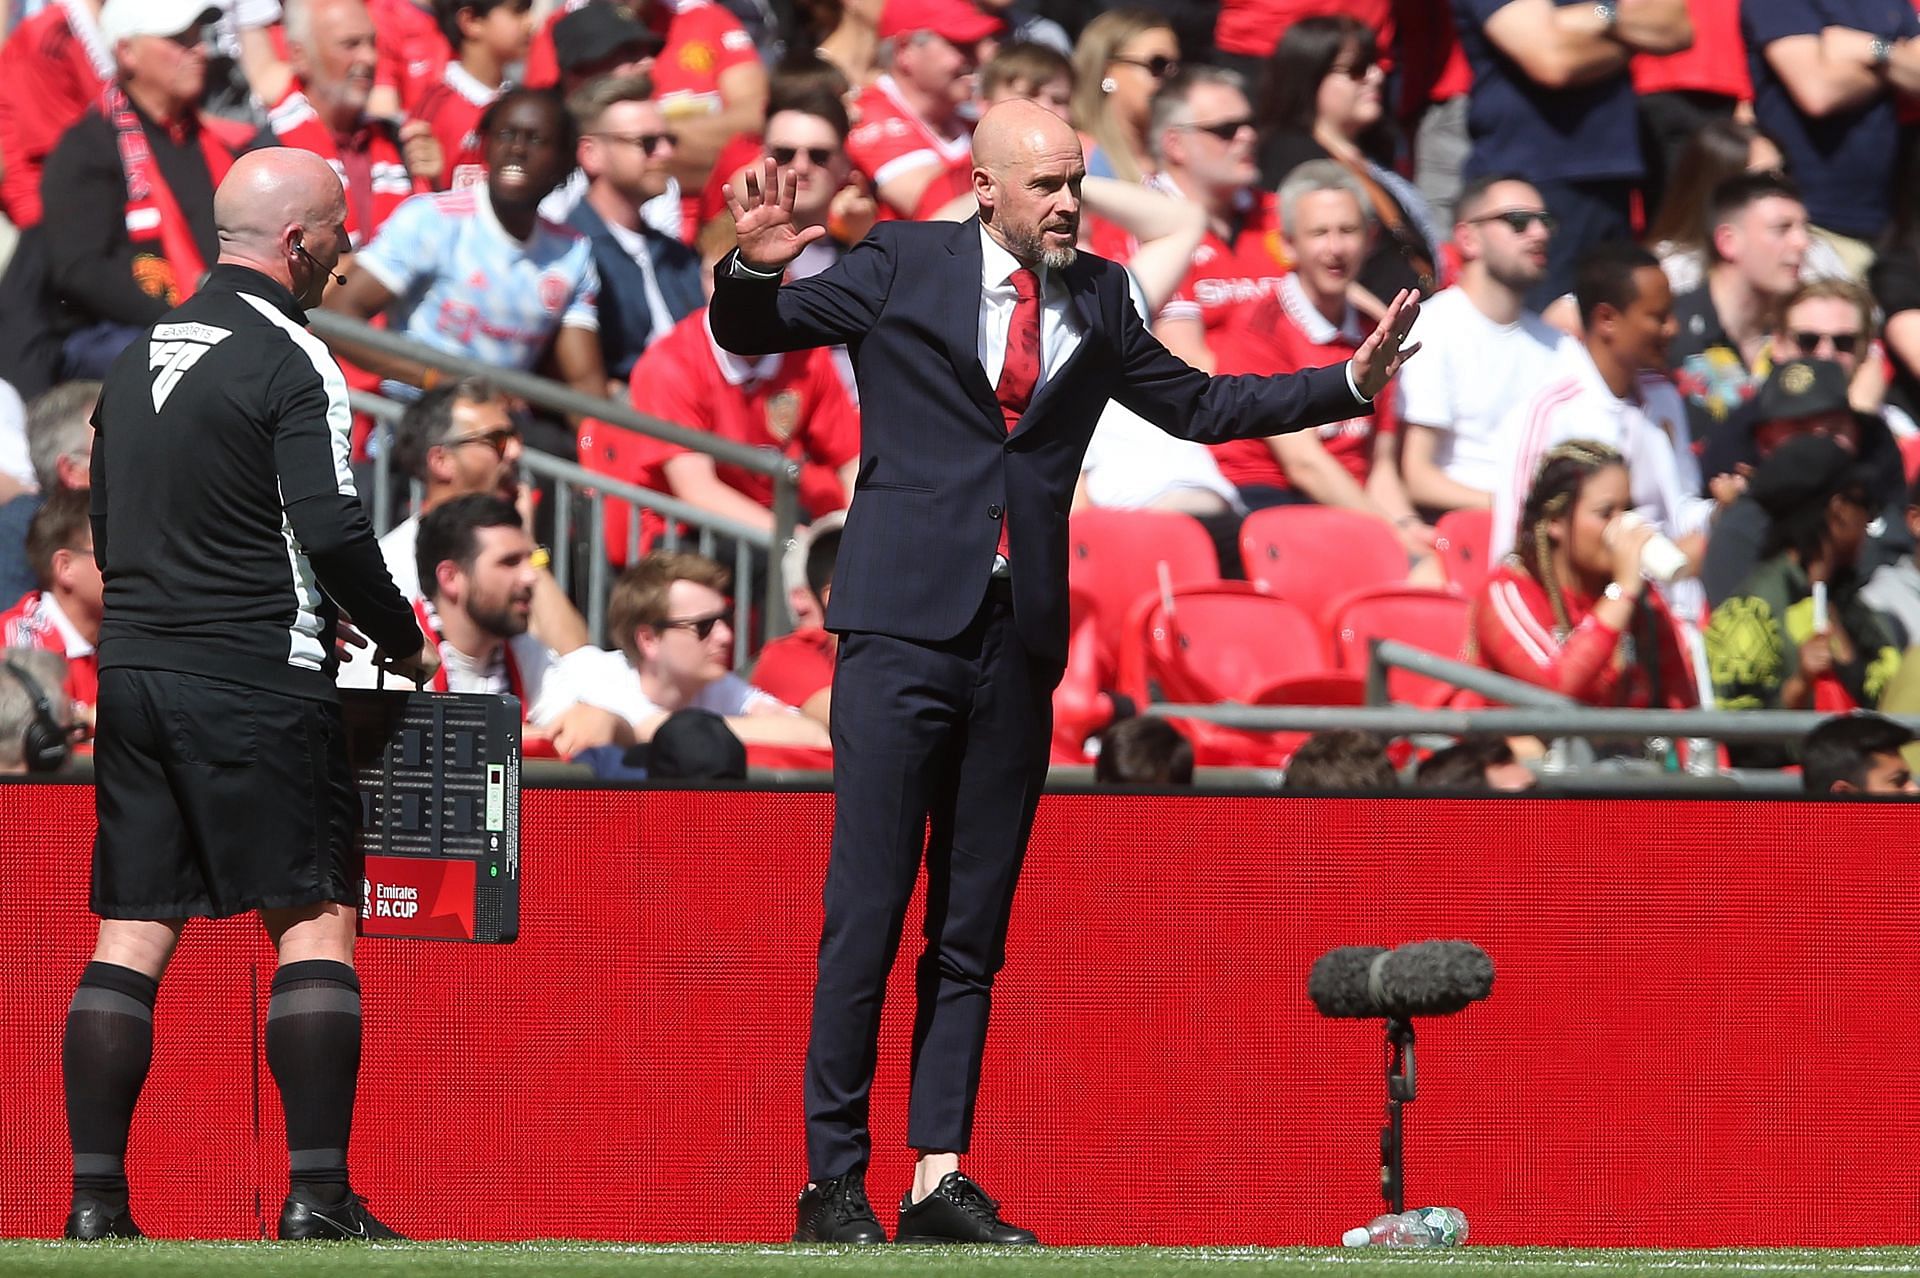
0, 0, 1918, 784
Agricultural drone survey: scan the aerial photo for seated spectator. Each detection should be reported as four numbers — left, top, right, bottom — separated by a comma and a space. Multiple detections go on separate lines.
1398, 174, 1570, 518
408, 0, 533, 191
1707, 434, 1899, 725
0, 381, 100, 606
1281, 729, 1395, 789
846, 0, 999, 220
1414, 737, 1536, 790
1490, 242, 1717, 616
598, 551, 831, 748
1068, 10, 1178, 185
1743, 0, 1920, 276
595, 218, 859, 549
379, 378, 589, 653
979, 41, 1073, 119
1863, 473, 1920, 646
530, 5, 664, 224
40, 1, 262, 379
1667, 173, 1810, 444
1700, 358, 1906, 606
1139, 66, 1285, 373
340, 493, 630, 755
642, 0, 768, 209
1474, 439, 1698, 707
0, 0, 112, 231
1254, 15, 1441, 302
1644, 119, 1849, 296
1093, 715, 1194, 785
0, 648, 73, 773
752, 524, 840, 725
325, 87, 607, 408
0, 487, 100, 724
1453, 0, 1690, 310
1211, 162, 1430, 559
566, 73, 701, 382
266, 0, 440, 249
1801, 712, 1918, 795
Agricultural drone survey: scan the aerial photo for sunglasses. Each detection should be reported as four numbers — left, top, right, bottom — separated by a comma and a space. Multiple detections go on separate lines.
1469, 209, 1557, 234
658, 610, 729, 640
770, 145, 837, 166
1792, 331, 1862, 357
591, 131, 678, 155
1111, 54, 1180, 79
442, 428, 519, 457
1181, 117, 1253, 142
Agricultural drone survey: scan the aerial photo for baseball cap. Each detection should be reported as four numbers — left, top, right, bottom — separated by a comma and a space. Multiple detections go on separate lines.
553, 2, 663, 74
877, 0, 1003, 46
1751, 358, 1851, 427
1747, 433, 1878, 518
99, 0, 221, 45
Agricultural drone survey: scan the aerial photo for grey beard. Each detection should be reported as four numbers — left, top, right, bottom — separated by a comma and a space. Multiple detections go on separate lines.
1005, 221, 1077, 271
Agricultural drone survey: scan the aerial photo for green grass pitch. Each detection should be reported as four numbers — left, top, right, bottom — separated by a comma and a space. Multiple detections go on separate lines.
0, 1244, 1916, 1277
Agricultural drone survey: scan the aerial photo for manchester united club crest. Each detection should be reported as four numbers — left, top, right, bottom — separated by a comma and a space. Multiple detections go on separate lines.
765, 390, 801, 443
539, 271, 568, 315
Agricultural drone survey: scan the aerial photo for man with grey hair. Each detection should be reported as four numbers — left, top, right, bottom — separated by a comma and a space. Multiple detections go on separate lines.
265, 0, 441, 250
1144, 65, 1288, 373
27, 382, 101, 495
65, 147, 436, 1243
1213, 159, 1435, 561
0, 648, 73, 773
846, 0, 999, 219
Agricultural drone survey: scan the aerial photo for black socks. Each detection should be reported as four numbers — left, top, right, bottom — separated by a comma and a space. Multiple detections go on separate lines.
266, 960, 362, 1191
63, 961, 159, 1204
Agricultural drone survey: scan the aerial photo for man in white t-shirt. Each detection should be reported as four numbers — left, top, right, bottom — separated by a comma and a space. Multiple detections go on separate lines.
593, 550, 830, 748
339, 493, 629, 757
1397, 175, 1570, 515
1490, 243, 1720, 615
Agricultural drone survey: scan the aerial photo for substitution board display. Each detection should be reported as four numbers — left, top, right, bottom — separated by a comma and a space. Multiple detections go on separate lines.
341, 689, 521, 943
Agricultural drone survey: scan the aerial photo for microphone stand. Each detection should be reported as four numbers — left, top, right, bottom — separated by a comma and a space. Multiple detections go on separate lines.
1379, 1017, 1415, 1215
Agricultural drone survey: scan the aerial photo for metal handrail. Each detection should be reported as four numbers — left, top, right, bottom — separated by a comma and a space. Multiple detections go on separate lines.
1364, 638, 1575, 709
349, 391, 785, 667
1150, 702, 1916, 745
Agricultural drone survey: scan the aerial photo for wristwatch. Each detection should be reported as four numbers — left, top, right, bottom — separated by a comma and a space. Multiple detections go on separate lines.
1603, 581, 1635, 603
1593, 1, 1619, 31
1872, 36, 1895, 67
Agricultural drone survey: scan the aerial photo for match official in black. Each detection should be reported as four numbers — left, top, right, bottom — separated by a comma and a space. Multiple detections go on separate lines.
62, 148, 439, 1242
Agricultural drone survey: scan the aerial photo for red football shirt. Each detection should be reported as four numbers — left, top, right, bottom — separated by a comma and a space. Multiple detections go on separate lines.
1208, 278, 1395, 490
1155, 180, 1289, 348
0, 4, 109, 227
0, 590, 98, 714
371, 0, 454, 113
750, 627, 837, 707
845, 76, 972, 220
407, 62, 498, 191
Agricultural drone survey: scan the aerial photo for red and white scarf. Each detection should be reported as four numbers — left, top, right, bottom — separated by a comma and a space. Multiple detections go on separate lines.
107, 83, 251, 305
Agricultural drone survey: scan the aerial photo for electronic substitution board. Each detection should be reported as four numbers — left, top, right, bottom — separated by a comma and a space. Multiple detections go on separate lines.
341, 689, 521, 943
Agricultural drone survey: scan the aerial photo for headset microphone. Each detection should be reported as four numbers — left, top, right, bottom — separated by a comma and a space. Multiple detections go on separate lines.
294, 241, 348, 286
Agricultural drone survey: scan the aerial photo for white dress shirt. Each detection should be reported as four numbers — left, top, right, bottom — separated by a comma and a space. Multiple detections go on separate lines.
975, 224, 1083, 388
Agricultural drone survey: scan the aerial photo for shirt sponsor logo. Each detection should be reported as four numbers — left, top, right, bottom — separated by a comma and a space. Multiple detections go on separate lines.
148, 323, 233, 410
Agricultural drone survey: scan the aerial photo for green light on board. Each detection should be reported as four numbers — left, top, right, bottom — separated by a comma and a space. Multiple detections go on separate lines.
490, 864, 499, 877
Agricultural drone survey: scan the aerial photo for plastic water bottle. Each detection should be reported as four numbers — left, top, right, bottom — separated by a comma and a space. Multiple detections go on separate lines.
1341, 1206, 1468, 1247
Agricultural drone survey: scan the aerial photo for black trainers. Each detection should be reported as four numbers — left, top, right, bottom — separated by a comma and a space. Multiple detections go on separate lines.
277, 1185, 404, 1241
896, 1171, 1038, 1245
64, 1194, 142, 1240
793, 1171, 887, 1244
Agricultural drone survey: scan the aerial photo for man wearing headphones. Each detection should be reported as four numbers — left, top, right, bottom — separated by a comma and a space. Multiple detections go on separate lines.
0, 649, 75, 773
64, 148, 438, 1243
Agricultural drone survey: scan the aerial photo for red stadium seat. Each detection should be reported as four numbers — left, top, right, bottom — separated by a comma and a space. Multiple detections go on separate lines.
1433, 507, 1494, 597
1067, 509, 1220, 674
1326, 585, 1473, 706
1052, 584, 1118, 763
1238, 506, 1407, 622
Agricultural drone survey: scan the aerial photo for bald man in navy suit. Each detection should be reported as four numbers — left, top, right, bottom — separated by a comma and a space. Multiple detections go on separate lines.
715, 100, 1421, 1246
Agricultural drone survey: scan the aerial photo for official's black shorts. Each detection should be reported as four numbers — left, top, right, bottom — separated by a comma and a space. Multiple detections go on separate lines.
91, 668, 360, 920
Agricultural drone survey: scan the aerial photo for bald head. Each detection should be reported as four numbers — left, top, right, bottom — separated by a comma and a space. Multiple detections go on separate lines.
216, 149, 350, 303
972, 98, 1079, 176
971, 99, 1083, 270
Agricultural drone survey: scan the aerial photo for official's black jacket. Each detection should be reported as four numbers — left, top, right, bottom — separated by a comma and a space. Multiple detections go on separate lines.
90, 263, 422, 701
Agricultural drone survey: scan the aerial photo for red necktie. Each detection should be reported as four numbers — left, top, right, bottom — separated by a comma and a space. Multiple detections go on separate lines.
994, 268, 1041, 559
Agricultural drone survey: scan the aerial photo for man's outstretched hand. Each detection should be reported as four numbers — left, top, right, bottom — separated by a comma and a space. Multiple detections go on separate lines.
724, 156, 827, 273
1349, 288, 1423, 401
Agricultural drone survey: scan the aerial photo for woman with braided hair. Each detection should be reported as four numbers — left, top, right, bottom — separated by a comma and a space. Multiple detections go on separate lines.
1470, 439, 1698, 707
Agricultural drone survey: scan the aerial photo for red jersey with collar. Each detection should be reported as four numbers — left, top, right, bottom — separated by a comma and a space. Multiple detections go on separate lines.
750, 626, 836, 706
371, 0, 454, 113
580, 309, 860, 557
846, 77, 972, 220
652, 0, 760, 114
1155, 184, 1289, 342
407, 62, 499, 191
1472, 563, 1696, 708
0, 1, 110, 227
267, 84, 425, 247
0, 590, 98, 713
1208, 281, 1394, 490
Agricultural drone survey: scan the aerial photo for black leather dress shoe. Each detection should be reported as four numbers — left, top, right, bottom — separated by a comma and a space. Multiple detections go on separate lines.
896, 1172, 1039, 1245
793, 1172, 887, 1244
64, 1194, 142, 1240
